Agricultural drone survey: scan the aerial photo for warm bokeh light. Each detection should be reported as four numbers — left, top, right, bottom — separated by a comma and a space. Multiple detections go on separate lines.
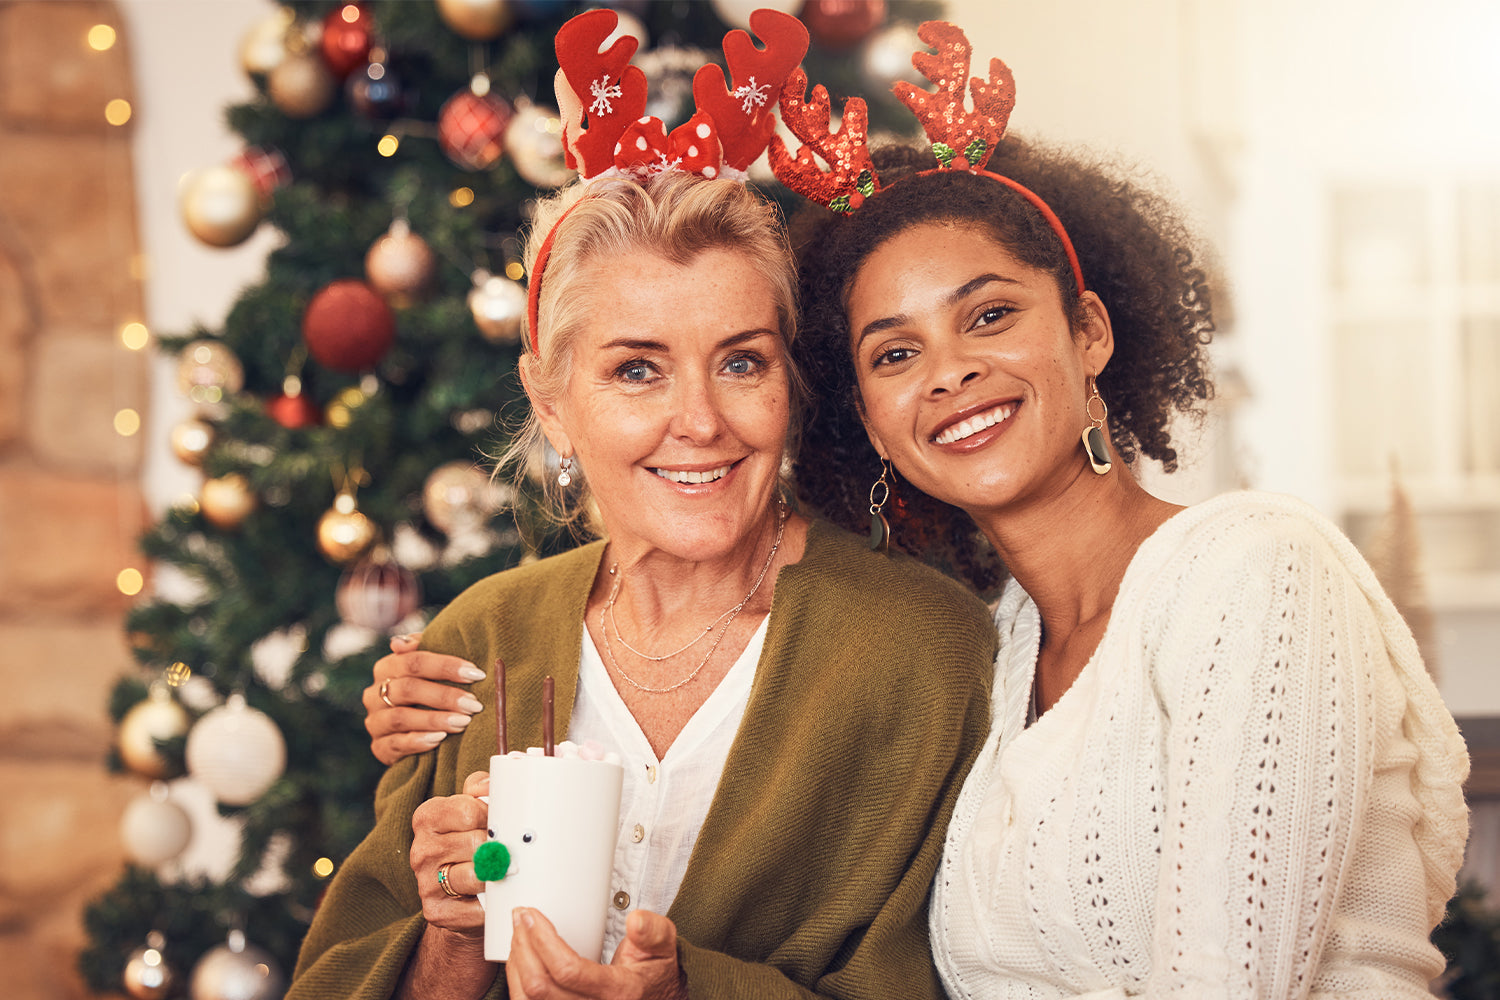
313, 857, 335, 878
105, 98, 132, 125
87, 24, 117, 51
449, 187, 475, 208
377, 134, 399, 157
165, 662, 192, 686
121, 322, 150, 350
505, 261, 526, 281
340, 4, 360, 23
114, 408, 141, 436
117, 567, 144, 596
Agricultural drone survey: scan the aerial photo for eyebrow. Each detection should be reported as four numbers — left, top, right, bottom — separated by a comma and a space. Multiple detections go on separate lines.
597, 328, 780, 353
855, 273, 1022, 348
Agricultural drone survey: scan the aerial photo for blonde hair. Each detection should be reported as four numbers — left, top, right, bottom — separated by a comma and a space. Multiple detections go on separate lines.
499, 172, 801, 532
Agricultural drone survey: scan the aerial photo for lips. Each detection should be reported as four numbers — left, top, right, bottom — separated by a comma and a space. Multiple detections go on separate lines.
652, 463, 734, 485
931, 402, 1016, 445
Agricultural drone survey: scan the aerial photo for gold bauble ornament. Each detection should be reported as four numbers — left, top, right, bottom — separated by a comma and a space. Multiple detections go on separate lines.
423, 460, 511, 534
238, 7, 295, 77
435, 0, 515, 40
118, 688, 190, 779
268, 50, 337, 119
180, 165, 263, 248
176, 339, 245, 405
467, 269, 527, 345
123, 932, 177, 1000
201, 474, 257, 531
503, 101, 573, 189
317, 492, 377, 563
170, 418, 214, 466
364, 219, 436, 308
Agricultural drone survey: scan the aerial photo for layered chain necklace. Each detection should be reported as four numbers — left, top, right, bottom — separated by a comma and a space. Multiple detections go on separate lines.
599, 501, 787, 694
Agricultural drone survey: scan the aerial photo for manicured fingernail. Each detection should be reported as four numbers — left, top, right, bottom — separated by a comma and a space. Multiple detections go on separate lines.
458, 664, 485, 682
447, 714, 473, 729
418, 731, 445, 745
457, 695, 484, 714
513, 907, 534, 928
391, 633, 414, 642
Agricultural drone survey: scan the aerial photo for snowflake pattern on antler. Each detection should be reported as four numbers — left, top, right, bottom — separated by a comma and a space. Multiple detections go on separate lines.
732, 76, 771, 114
588, 75, 623, 118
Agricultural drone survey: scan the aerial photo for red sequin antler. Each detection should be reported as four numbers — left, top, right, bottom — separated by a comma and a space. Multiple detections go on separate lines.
767, 69, 879, 214
893, 21, 1016, 172
693, 9, 810, 177
553, 9, 648, 179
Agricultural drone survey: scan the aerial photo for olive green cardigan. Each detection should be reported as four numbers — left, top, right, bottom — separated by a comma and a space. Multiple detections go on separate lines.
289, 520, 994, 1000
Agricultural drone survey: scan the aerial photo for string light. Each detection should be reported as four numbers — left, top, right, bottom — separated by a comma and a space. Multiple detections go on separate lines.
87, 24, 117, 51
105, 98, 132, 126
377, 134, 399, 157
120, 322, 149, 350
117, 568, 144, 596
313, 857, 335, 878
449, 187, 475, 208
504, 261, 525, 281
164, 662, 192, 686
114, 408, 141, 436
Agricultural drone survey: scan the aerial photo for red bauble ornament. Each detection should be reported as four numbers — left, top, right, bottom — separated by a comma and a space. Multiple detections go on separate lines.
439, 89, 513, 170
336, 554, 421, 631
320, 3, 375, 79
302, 280, 396, 372
803, 0, 886, 51
230, 146, 291, 205
267, 391, 322, 429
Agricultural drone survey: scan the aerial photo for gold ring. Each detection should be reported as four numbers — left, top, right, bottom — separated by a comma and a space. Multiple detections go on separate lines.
437, 861, 463, 898
379, 678, 393, 708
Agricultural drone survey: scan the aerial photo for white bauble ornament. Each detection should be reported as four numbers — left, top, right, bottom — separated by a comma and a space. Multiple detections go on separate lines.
364, 218, 436, 307
238, 7, 295, 77
123, 931, 177, 1000
180, 165, 263, 248
503, 102, 572, 189
120, 781, 193, 866
466, 269, 527, 345
185, 694, 286, 807
423, 460, 510, 534
709, 0, 800, 30
190, 930, 284, 1000
118, 688, 190, 779
861, 21, 927, 89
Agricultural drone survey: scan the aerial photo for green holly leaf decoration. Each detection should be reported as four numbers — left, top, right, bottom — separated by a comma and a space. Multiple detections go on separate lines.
829, 194, 852, 214
856, 170, 875, 198
931, 142, 956, 167
964, 138, 987, 165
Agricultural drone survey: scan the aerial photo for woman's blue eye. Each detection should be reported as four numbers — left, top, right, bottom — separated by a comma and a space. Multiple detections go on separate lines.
725, 355, 755, 375
621, 363, 651, 381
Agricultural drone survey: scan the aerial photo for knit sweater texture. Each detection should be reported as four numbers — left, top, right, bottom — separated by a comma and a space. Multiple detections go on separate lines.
290, 519, 996, 1000
930, 491, 1470, 999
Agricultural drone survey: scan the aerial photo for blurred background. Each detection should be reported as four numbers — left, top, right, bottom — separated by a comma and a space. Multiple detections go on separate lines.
1, 0, 1496, 996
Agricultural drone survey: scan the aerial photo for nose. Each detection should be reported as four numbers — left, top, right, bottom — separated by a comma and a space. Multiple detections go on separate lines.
924, 339, 988, 397
668, 374, 726, 444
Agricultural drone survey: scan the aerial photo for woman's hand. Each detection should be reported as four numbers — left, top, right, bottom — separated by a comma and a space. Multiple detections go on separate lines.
409, 770, 491, 935
364, 632, 487, 765
506, 908, 687, 1000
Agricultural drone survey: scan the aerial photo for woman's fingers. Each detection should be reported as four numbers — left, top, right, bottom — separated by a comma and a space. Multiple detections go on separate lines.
363, 640, 487, 764
410, 789, 490, 932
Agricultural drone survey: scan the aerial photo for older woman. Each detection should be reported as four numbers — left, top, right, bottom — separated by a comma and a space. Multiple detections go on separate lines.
288, 171, 993, 1000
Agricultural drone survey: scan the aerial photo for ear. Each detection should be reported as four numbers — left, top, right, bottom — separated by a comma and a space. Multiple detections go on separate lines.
518, 354, 574, 458
1074, 290, 1115, 376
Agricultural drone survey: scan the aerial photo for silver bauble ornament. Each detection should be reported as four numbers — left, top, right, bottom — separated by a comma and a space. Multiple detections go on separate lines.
364, 219, 436, 307
118, 687, 190, 779
123, 932, 177, 1000
185, 694, 287, 807
190, 930, 284, 1000
120, 781, 192, 866
466, 270, 527, 345
503, 101, 572, 188
861, 21, 927, 89
180, 165, 263, 248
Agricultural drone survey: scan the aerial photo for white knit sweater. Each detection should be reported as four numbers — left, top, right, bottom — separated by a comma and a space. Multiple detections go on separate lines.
930, 491, 1469, 1000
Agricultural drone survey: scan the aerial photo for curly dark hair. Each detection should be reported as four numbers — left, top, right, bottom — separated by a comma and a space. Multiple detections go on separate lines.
789, 140, 1217, 592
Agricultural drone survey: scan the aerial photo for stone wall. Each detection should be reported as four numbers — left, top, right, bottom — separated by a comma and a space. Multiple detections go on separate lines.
0, 2, 148, 997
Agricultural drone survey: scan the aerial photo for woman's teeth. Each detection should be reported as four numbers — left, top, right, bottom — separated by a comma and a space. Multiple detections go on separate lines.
654, 464, 731, 484
934, 404, 1015, 445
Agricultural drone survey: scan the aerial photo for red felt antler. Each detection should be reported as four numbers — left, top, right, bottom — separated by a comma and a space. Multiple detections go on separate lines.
693, 8, 810, 176
553, 9, 649, 179
767, 68, 879, 213
892, 20, 1015, 172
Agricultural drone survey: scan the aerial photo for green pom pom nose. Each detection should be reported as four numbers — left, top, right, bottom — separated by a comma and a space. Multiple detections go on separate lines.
473, 840, 511, 882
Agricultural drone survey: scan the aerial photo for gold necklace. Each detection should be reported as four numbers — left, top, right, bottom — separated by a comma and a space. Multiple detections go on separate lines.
599, 502, 786, 694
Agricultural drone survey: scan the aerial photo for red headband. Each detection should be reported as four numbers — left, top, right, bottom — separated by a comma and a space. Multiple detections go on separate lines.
525, 8, 809, 355
768, 20, 1085, 295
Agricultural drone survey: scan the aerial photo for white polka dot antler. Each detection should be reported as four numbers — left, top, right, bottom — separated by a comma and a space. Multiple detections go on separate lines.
552, 8, 809, 183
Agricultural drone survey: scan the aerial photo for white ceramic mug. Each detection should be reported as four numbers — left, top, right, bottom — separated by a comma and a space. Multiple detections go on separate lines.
482, 752, 624, 962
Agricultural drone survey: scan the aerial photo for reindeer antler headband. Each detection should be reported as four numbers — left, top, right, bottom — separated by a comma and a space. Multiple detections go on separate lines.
769, 20, 1085, 295
525, 8, 810, 355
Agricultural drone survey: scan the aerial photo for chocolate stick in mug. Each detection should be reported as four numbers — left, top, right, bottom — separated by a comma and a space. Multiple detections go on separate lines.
543, 675, 554, 756
494, 658, 508, 755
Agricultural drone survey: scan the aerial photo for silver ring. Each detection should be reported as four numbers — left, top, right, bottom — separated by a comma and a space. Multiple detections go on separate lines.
379, 678, 394, 708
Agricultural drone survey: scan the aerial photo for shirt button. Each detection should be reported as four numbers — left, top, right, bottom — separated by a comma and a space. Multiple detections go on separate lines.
612, 890, 631, 910
646, 765, 657, 784
631, 823, 645, 843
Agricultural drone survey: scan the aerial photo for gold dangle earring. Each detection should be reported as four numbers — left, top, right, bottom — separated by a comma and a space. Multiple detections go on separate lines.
1081, 376, 1112, 475
868, 459, 892, 552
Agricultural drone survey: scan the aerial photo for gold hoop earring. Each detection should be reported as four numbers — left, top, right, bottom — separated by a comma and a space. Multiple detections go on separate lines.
868, 459, 892, 553
1081, 377, 1112, 475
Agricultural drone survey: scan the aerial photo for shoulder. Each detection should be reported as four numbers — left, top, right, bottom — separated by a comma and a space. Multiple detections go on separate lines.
423, 541, 605, 648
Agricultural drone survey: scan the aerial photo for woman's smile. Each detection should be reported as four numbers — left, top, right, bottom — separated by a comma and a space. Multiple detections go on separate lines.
931, 401, 1018, 446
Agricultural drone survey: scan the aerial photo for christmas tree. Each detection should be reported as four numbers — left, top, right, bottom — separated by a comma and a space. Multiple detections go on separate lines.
81, 2, 938, 997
